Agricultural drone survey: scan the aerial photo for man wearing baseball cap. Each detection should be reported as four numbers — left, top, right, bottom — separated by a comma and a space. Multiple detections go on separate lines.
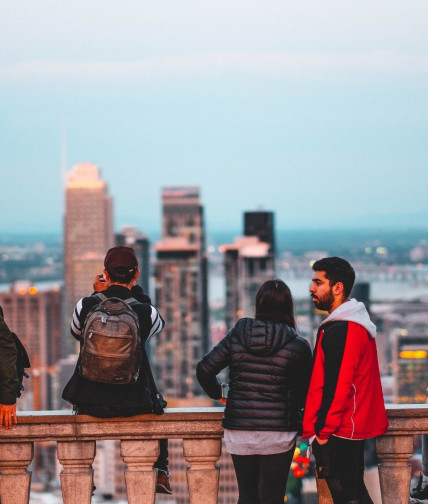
63, 246, 171, 495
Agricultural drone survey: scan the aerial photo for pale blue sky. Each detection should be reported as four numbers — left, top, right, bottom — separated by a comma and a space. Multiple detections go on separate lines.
1, 0, 428, 234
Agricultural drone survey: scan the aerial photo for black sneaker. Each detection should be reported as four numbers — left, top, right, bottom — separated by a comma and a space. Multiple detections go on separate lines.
156, 473, 172, 494
410, 475, 428, 503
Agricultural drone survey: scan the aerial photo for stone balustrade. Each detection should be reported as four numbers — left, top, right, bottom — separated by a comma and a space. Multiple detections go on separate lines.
0, 408, 224, 504
0, 404, 427, 503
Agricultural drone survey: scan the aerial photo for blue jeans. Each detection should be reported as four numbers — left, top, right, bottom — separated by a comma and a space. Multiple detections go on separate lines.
231, 446, 295, 504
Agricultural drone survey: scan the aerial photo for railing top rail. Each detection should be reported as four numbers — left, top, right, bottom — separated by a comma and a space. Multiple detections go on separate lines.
0, 407, 225, 443
3, 405, 428, 443
16, 407, 224, 422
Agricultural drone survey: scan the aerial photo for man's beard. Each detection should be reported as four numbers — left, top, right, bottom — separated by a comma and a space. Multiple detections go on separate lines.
311, 290, 334, 312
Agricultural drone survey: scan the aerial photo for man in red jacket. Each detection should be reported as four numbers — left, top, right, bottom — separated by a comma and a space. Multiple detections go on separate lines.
303, 257, 388, 504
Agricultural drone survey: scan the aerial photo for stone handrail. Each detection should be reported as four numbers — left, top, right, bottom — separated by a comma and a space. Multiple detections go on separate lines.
0, 407, 224, 504
0, 404, 426, 503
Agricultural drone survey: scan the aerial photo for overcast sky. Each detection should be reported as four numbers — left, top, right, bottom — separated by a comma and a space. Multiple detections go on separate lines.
1, 0, 428, 235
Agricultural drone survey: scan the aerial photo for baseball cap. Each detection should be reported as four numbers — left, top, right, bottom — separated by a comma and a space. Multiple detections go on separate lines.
104, 246, 138, 274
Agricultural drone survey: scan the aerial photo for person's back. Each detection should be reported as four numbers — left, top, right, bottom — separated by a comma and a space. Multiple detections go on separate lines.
197, 279, 312, 504
201, 316, 311, 432
62, 246, 171, 494
63, 283, 164, 417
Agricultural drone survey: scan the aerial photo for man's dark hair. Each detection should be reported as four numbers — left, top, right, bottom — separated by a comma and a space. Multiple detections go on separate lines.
312, 257, 355, 298
255, 279, 296, 329
107, 268, 136, 285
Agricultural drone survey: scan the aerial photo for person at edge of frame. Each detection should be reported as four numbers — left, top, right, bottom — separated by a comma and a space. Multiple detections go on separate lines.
0, 305, 19, 430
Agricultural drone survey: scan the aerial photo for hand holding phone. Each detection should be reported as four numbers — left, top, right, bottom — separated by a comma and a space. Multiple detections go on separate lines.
220, 383, 229, 405
93, 273, 107, 292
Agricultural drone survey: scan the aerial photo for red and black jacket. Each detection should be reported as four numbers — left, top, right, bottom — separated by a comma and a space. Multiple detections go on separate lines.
302, 301, 388, 440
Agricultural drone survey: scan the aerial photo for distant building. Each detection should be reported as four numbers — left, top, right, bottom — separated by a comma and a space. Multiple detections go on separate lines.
153, 187, 209, 399
57, 354, 78, 410
115, 226, 150, 296
351, 282, 371, 312
221, 215, 276, 328
0, 281, 62, 411
63, 163, 113, 357
393, 331, 428, 403
244, 211, 275, 255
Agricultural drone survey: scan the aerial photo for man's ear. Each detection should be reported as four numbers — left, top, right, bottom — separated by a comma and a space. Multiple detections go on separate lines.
104, 269, 111, 281
333, 281, 344, 297
133, 270, 140, 282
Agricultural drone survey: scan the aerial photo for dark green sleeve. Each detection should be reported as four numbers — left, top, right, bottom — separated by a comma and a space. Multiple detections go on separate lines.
0, 316, 18, 404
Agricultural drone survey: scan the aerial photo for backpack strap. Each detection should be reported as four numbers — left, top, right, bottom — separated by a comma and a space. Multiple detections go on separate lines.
123, 297, 139, 305
92, 293, 138, 306
92, 292, 107, 303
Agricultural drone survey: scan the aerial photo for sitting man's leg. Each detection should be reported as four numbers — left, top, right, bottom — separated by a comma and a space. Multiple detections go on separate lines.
154, 439, 172, 494
411, 434, 428, 503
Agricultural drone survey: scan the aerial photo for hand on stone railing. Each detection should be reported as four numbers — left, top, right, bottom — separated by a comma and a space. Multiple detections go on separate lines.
0, 403, 17, 429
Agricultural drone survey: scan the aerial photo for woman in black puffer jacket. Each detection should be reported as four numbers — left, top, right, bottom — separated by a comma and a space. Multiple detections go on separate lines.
197, 279, 312, 504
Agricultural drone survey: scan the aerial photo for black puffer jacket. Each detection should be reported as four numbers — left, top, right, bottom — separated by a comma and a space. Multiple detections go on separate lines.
197, 318, 312, 432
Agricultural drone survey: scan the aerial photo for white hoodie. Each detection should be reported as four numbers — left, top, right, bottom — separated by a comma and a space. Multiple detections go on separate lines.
320, 298, 377, 338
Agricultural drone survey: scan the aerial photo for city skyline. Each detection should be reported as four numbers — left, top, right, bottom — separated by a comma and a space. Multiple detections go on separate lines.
1, 1, 428, 234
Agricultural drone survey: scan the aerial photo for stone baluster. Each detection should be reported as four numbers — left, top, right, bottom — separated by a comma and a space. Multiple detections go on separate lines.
183, 438, 222, 504
376, 434, 414, 504
316, 474, 334, 504
57, 440, 96, 504
121, 439, 159, 504
0, 442, 33, 504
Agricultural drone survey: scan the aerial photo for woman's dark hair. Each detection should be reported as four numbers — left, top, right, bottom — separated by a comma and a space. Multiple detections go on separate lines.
255, 279, 296, 329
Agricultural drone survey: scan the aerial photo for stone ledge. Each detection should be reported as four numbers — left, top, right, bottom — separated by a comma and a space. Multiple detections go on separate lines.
0, 407, 225, 443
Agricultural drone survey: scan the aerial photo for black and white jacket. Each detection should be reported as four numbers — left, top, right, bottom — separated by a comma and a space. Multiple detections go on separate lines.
63, 284, 165, 417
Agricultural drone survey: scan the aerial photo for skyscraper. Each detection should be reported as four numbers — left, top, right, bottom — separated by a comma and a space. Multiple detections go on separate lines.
115, 226, 150, 296
153, 187, 209, 398
221, 211, 276, 328
0, 281, 62, 411
63, 163, 113, 356
244, 211, 275, 254
394, 332, 428, 403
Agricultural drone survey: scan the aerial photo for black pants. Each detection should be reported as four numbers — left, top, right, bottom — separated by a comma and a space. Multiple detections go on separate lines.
231, 446, 295, 504
312, 437, 373, 504
153, 439, 169, 475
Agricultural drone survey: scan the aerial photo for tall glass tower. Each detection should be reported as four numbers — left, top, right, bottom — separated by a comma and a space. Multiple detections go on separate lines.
153, 187, 209, 398
63, 163, 113, 357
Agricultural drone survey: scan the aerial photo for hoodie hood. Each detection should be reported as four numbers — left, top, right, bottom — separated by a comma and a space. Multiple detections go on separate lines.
233, 318, 297, 356
320, 298, 377, 338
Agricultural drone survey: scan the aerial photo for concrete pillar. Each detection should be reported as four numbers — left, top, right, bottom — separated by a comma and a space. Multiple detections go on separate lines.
183, 438, 222, 504
376, 434, 414, 504
120, 439, 159, 504
57, 440, 96, 504
0, 442, 33, 504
